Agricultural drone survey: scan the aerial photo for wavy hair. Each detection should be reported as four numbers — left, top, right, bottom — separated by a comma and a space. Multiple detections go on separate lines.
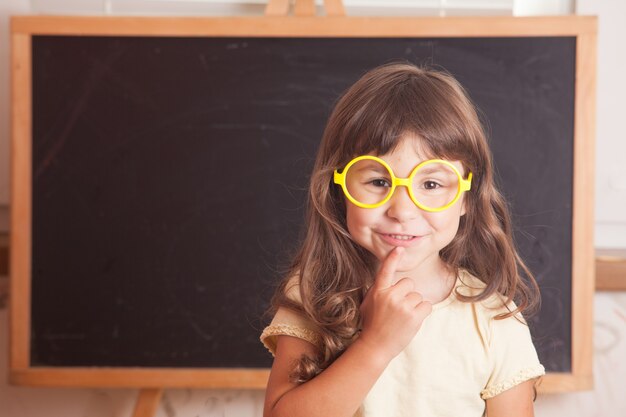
268, 62, 541, 384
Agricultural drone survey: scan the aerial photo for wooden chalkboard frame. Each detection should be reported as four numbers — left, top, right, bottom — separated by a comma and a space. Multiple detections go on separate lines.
9, 15, 596, 393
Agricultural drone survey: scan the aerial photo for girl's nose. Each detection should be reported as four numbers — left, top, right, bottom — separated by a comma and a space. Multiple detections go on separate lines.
385, 186, 421, 222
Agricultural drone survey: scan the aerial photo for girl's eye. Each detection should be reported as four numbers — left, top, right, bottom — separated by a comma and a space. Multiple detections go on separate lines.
371, 178, 391, 188
423, 181, 441, 190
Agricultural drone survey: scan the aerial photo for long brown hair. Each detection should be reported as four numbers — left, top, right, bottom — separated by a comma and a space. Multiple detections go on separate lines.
269, 62, 541, 383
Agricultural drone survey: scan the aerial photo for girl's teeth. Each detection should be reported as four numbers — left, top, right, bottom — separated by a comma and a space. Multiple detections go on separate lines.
389, 234, 414, 240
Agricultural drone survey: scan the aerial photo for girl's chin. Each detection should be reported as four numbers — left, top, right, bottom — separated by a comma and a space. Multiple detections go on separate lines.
375, 249, 419, 271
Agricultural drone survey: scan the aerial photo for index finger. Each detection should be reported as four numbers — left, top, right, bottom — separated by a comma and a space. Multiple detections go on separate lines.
375, 247, 404, 289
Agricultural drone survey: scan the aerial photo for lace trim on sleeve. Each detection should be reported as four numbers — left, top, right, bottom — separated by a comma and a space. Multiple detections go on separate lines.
480, 365, 546, 399
260, 324, 320, 356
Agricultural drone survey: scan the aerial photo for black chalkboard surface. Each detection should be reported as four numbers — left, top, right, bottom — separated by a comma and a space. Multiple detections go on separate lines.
32, 35, 573, 369
10, 15, 596, 391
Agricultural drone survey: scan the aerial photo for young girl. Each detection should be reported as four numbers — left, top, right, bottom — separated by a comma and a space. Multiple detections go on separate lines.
260, 62, 545, 417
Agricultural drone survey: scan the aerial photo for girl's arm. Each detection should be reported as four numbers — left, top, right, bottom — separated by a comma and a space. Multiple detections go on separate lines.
263, 247, 432, 417
263, 334, 389, 417
485, 379, 536, 417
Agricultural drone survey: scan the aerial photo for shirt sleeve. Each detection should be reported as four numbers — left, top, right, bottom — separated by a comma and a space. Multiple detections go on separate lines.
260, 277, 320, 357
480, 307, 546, 399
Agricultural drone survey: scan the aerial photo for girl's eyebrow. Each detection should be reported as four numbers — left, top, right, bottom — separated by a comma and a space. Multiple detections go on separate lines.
417, 165, 457, 177
356, 162, 388, 174
418, 166, 447, 175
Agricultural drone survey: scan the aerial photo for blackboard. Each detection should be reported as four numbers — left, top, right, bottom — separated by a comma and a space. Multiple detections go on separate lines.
10, 16, 596, 391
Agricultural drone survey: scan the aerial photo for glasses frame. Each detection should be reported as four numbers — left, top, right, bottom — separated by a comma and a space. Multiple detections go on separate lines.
333, 155, 473, 212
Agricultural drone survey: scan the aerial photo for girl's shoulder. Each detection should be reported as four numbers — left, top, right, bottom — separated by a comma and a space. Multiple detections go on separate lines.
261, 275, 320, 356
452, 271, 540, 370
454, 269, 525, 322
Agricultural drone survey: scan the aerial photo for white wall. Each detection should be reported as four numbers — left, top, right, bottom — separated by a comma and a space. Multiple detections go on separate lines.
578, 0, 626, 248
1, 1, 625, 416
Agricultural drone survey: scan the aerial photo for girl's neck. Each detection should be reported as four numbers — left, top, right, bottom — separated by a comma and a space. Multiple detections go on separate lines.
393, 256, 456, 305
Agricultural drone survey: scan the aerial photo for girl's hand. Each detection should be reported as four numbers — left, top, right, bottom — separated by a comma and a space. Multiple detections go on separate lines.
357, 247, 433, 363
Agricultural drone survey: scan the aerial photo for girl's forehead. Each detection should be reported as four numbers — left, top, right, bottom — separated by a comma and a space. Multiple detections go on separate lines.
366, 135, 465, 174
371, 134, 436, 161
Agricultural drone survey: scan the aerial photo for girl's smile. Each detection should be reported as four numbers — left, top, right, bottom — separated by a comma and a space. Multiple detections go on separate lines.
376, 231, 425, 247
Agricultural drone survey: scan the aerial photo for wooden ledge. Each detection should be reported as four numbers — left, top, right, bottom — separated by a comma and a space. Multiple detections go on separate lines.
596, 249, 626, 291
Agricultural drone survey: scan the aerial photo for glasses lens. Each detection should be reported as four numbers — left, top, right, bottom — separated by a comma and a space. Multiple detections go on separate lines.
411, 162, 460, 209
345, 159, 393, 206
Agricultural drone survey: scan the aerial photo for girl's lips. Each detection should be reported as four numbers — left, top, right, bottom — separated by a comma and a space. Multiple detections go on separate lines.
377, 232, 423, 247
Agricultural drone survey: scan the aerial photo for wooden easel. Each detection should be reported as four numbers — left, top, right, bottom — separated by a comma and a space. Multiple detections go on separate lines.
132, 388, 163, 417
129, 2, 345, 415
265, 0, 345, 17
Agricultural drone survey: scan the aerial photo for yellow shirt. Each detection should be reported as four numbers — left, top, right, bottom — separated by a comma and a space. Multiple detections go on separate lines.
261, 270, 545, 417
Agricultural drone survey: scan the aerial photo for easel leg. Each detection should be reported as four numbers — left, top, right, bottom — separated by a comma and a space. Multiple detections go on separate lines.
132, 388, 163, 417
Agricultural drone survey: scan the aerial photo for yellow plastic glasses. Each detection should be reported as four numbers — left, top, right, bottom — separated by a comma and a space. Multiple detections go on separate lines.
333, 155, 473, 212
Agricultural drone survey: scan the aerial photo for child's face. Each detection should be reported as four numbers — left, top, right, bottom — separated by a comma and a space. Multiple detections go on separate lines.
345, 135, 466, 276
